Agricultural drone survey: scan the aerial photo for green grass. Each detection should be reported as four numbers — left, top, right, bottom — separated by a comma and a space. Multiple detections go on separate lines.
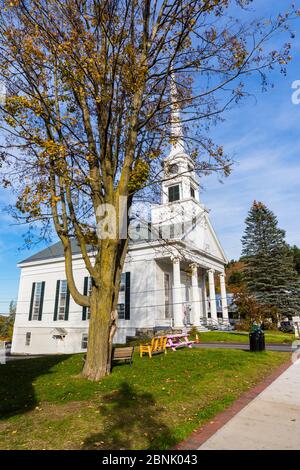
0, 349, 289, 450
197, 330, 294, 345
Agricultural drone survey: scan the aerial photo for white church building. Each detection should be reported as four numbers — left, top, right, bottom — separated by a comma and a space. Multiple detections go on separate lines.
11, 92, 229, 355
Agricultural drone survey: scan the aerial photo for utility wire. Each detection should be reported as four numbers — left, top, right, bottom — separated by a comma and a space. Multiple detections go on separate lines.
0, 281, 230, 302
0, 292, 229, 304
11, 297, 231, 318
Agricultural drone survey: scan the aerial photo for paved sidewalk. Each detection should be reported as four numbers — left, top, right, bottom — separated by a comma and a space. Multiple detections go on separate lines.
199, 359, 300, 450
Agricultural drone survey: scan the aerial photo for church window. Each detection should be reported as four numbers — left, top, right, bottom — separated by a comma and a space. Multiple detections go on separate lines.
120, 273, 126, 292
56, 280, 70, 321
29, 282, 45, 321
168, 184, 180, 202
25, 332, 31, 346
82, 277, 92, 320
190, 186, 195, 198
117, 303, 125, 319
81, 333, 88, 349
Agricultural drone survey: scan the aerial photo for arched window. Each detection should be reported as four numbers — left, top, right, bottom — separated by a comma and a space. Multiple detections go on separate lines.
168, 163, 178, 174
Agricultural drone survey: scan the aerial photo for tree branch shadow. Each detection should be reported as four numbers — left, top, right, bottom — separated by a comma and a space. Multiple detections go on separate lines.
83, 382, 177, 450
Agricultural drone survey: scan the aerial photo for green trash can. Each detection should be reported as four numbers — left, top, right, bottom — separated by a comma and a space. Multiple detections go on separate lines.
249, 324, 265, 352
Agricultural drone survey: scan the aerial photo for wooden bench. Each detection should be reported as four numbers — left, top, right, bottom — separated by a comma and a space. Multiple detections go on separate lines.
112, 346, 134, 366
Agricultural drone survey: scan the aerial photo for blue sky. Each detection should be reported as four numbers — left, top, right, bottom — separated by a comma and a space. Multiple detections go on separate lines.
0, 1, 300, 312
203, 0, 300, 261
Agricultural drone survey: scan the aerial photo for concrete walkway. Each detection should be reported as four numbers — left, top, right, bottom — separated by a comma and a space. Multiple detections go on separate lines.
199, 359, 300, 450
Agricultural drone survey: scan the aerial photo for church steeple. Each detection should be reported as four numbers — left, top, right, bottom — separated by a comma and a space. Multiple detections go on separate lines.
169, 73, 186, 159
160, 72, 200, 205
150, 73, 203, 242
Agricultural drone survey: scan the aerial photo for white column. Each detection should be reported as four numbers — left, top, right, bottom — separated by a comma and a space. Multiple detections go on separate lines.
219, 272, 229, 323
208, 269, 218, 323
190, 263, 200, 326
200, 270, 208, 322
172, 258, 184, 328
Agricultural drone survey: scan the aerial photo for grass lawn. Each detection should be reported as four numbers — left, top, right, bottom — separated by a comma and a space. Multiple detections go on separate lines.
198, 330, 294, 345
0, 349, 289, 450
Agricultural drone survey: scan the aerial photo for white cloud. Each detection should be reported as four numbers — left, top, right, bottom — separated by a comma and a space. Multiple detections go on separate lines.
202, 113, 300, 259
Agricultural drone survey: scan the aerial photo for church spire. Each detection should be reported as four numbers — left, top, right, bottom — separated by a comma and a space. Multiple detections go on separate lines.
169, 72, 186, 159
159, 71, 199, 205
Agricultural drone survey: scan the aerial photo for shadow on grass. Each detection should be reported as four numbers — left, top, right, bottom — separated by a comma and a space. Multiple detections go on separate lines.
83, 382, 177, 450
0, 355, 68, 419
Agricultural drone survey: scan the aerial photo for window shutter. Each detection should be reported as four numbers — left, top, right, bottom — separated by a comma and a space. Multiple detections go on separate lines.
38, 281, 45, 321
53, 280, 60, 321
82, 276, 89, 320
125, 272, 130, 320
65, 285, 70, 321
28, 282, 36, 321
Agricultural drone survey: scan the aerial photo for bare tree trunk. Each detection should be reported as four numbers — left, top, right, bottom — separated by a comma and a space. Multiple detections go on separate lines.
82, 289, 111, 380
82, 241, 123, 381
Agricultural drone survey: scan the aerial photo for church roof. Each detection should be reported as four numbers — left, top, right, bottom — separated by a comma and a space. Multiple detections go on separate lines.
18, 233, 156, 266
18, 239, 91, 265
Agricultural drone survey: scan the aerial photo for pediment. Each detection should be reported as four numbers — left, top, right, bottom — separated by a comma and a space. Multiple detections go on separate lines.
182, 212, 227, 263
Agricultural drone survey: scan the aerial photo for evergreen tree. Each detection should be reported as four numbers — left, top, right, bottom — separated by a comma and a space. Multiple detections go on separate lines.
228, 270, 244, 287
290, 245, 300, 275
241, 201, 300, 318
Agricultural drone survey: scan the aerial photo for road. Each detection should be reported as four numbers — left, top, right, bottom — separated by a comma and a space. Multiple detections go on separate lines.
194, 342, 294, 352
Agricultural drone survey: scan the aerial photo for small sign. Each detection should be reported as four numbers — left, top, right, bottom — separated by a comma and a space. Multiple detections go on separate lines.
292, 316, 300, 323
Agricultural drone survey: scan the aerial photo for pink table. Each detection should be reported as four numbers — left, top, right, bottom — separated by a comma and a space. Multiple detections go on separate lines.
166, 334, 194, 351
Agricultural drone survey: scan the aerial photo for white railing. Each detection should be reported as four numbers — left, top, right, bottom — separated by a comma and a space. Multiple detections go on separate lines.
202, 317, 231, 330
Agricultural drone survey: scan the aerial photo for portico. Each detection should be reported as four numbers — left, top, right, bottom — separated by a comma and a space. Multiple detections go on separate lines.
170, 256, 229, 328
